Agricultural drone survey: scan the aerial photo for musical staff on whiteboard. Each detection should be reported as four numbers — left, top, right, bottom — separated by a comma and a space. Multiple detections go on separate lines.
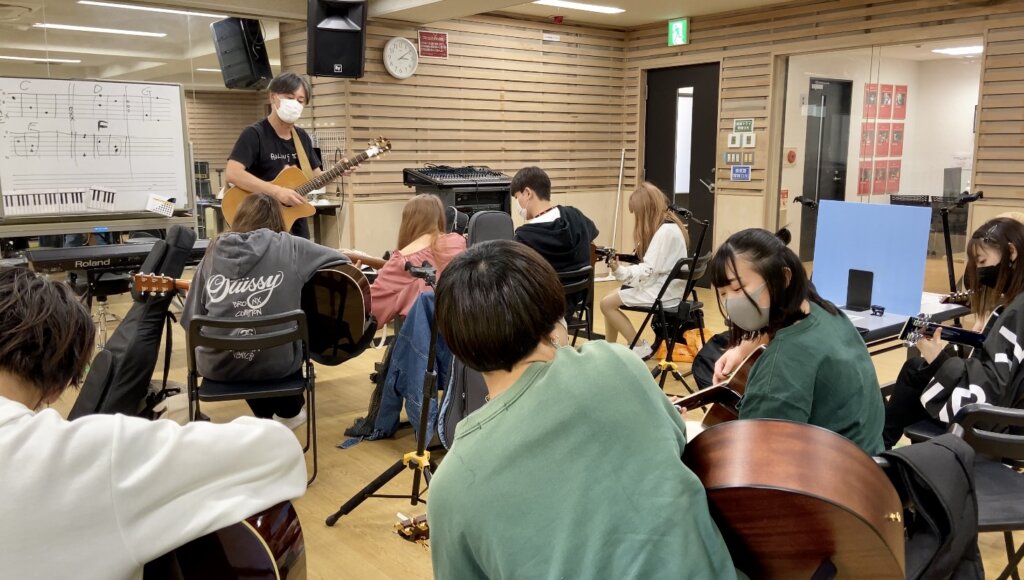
0, 90, 172, 123
3, 130, 174, 159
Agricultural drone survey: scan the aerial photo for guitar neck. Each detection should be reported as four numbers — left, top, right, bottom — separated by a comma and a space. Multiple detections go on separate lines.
900, 318, 985, 349
296, 151, 370, 196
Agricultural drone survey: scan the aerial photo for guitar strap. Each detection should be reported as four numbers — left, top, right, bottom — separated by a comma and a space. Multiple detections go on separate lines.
290, 127, 315, 180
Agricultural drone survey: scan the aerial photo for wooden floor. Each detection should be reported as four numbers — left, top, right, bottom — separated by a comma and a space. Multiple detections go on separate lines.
49, 255, 1013, 578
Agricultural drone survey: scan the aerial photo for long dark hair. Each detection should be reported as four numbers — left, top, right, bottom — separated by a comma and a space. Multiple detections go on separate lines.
965, 217, 1024, 315
710, 228, 838, 345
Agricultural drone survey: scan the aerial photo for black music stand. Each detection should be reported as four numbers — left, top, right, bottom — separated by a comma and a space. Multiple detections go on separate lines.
938, 191, 982, 329
326, 261, 441, 526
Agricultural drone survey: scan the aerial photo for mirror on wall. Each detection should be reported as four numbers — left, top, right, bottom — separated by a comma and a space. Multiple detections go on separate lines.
776, 38, 982, 291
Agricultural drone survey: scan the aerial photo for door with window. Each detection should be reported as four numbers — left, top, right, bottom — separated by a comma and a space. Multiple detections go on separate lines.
644, 62, 720, 269
799, 78, 853, 259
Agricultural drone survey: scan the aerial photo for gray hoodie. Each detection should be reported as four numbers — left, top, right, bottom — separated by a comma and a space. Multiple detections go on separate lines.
181, 229, 348, 381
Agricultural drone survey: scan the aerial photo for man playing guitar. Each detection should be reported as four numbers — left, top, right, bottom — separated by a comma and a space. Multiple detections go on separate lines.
225, 72, 347, 240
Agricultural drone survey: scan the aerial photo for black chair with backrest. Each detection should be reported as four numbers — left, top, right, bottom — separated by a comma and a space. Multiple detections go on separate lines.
186, 310, 318, 485
559, 265, 594, 345
950, 403, 1024, 580
466, 210, 514, 245
624, 217, 711, 391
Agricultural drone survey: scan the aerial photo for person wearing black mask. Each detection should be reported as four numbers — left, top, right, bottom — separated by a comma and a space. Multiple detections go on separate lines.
710, 228, 884, 454
883, 217, 1024, 448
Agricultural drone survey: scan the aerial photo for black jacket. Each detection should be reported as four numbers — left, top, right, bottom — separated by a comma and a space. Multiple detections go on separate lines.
514, 205, 599, 272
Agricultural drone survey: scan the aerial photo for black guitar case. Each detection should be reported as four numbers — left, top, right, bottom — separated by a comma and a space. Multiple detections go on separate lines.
69, 226, 198, 419
437, 358, 489, 449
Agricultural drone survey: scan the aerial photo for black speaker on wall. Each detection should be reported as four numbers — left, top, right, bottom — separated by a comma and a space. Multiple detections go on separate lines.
307, 0, 367, 78
211, 18, 273, 90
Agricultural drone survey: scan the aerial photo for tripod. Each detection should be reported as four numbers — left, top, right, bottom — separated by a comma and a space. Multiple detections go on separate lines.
326, 261, 441, 526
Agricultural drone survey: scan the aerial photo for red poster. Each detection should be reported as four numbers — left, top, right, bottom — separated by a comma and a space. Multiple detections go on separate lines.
890, 123, 905, 157
863, 83, 878, 119
861, 122, 875, 158
874, 161, 888, 194
893, 85, 908, 120
858, 162, 873, 195
418, 30, 448, 58
879, 84, 894, 119
887, 160, 902, 194
875, 122, 891, 158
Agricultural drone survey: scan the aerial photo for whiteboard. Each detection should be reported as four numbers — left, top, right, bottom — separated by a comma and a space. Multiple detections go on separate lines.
0, 77, 190, 219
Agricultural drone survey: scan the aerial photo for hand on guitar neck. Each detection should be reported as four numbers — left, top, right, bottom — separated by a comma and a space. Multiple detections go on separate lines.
342, 249, 387, 271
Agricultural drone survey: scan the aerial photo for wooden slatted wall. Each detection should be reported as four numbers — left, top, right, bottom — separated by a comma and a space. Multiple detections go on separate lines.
281, 16, 628, 198
625, 0, 1024, 245
185, 91, 266, 174
974, 25, 1024, 201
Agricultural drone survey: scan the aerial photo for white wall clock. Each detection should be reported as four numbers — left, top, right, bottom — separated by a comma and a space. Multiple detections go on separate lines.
383, 37, 418, 80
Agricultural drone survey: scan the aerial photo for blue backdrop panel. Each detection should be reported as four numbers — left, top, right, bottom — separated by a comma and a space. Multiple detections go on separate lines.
811, 200, 932, 317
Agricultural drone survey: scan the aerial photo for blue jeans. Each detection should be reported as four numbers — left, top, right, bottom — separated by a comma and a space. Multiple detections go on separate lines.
349, 291, 451, 447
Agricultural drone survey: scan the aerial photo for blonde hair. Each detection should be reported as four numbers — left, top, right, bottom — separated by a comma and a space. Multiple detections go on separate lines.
396, 194, 449, 266
629, 182, 688, 258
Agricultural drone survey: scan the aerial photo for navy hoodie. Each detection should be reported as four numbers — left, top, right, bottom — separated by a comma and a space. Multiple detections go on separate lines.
181, 229, 348, 381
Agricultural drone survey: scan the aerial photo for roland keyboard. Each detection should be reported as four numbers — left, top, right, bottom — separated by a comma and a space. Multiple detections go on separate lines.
25, 239, 209, 274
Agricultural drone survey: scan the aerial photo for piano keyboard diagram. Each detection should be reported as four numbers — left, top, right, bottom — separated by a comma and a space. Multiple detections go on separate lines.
0, 77, 188, 217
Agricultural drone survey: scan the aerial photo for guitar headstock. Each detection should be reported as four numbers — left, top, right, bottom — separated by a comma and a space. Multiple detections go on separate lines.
394, 512, 429, 543
133, 273, 176, 295
366, 136, 392, 157
940, 290, 972, 306
898, 314, 933, 346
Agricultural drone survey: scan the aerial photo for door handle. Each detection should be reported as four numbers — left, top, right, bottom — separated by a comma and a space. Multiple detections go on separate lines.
699, 178, 715, 194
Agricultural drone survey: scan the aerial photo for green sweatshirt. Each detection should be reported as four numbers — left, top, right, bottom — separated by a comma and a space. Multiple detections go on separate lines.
428, 341, 738, 580
740, 302, 885, 455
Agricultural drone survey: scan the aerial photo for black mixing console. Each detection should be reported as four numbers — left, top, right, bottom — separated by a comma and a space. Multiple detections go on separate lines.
403, 165, 512, 218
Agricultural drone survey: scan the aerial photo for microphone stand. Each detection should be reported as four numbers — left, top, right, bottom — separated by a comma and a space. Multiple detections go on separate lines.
326, 261, 440, 526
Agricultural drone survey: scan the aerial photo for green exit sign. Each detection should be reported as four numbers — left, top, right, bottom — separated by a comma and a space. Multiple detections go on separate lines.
668, 18, 689, 47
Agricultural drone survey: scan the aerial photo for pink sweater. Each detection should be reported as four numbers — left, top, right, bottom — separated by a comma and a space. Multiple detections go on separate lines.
370, 233, 467, 326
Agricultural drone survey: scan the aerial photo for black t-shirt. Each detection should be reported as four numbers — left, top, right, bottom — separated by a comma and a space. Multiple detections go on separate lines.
228, 119, 323, 182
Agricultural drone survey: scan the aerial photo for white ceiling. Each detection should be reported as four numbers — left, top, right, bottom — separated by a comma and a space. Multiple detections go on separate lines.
501, 0, 780, 28
0, 0, 281, 90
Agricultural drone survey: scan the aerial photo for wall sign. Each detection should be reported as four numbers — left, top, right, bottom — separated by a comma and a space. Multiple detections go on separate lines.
418, 30, 448, 58
733, 118, 754, 133
731, 165, 752, 182
668, 18, 689, 46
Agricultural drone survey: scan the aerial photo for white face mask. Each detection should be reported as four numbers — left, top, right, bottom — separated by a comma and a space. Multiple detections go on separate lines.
515, 195, 529, 219
276, 98, 303, 124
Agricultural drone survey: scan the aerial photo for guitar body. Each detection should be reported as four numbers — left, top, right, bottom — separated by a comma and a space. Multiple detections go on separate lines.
221, 166, 317, 232
684, 420, 905, 579
144, 501, 306, 579
301, 263, 376, 366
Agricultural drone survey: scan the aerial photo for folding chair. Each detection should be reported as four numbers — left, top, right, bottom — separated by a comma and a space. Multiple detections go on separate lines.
559, 265, 594, 345
625, 217, 711, 392
951, 403, 1024, 580
186, 310, 318, 485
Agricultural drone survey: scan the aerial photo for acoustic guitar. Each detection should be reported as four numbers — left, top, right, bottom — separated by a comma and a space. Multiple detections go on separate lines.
221, 137, 392, 231
898, 315, 986, 349
143, 500, 305, 579
683, 420, 905, 579
301, 263, 376, 366
670, 345, 765, 428
133, 272, 191, 295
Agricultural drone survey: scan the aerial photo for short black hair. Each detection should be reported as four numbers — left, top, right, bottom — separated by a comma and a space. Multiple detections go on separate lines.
267, 72, 313, 103
0, 267, 95, 401
436, 240, 564, 372
710, 228, 838, 345
510, 166, 551, 201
